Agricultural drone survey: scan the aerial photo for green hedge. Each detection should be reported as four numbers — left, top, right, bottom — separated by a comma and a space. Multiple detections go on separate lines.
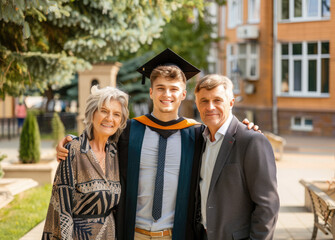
0, 152, 6, 178
19, 111, 41, 163
52, 112, 65, 147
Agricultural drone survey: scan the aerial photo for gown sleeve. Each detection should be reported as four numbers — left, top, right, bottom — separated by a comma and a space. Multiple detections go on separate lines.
42, 144, 76, 240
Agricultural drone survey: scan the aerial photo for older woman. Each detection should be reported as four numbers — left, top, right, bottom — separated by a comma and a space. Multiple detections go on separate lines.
42, 86, 129, 240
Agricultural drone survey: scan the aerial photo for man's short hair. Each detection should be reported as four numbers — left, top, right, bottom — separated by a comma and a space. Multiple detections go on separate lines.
194, 74, 234, 101
150, 65, 187, 86
84, 86, 129, 142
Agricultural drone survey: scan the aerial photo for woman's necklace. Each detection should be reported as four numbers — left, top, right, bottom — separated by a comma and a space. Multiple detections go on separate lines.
89, 140, 107, 175
93, 150, 106, 174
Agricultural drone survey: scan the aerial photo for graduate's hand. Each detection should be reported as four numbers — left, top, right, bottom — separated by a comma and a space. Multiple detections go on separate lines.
56, 135, 73, 162
242, 118, 262, 133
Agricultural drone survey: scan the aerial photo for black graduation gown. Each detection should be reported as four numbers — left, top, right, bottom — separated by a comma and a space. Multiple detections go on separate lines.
115, 115, 205, 240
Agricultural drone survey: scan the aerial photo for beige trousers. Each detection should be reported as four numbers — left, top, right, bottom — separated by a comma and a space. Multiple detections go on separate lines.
134, 232, 172, 240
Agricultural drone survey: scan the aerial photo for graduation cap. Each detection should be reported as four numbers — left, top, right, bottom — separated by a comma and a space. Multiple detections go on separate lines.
137, 48, 201, 84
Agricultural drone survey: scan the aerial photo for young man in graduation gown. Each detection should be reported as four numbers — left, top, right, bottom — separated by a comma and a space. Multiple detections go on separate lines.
57, 49, 204, 239
115, 49, 204, 240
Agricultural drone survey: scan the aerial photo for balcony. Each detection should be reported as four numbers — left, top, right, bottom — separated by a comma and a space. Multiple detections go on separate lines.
236, 25, 259, 39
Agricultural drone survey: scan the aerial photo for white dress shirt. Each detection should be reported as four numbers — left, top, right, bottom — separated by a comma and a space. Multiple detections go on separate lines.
200, 112, 233, 228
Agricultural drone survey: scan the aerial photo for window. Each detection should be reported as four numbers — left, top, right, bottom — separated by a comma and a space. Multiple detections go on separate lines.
227, 42, 259, 93
322, 0, 331, 17
227, 44, 241, 93
307, 0, 318, 17
249, 43, 258, 77
280, 0, 330, 21
281, 0, 290, 19
291, 116, 313, 131
228, 0, 243, 28
237, 42, 259, 80
279, 41, 329, 96
248, 0, 260, 23
294, 0, 302, 18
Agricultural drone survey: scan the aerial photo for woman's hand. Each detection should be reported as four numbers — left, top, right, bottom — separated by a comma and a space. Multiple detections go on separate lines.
242, 118, 261, 133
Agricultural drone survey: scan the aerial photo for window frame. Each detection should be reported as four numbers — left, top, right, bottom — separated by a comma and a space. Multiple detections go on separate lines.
279, 0, 330, 22
248, 42, 259, 79
226, 42, 260, 94
291, 116, 313, 131
248, 0, 261, 23
228, 0, 243, 28
278, 41, 330, 97
226, 44, 241, 93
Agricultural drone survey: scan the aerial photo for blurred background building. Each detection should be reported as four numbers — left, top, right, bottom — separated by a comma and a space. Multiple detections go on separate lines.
212, 0, 334, 136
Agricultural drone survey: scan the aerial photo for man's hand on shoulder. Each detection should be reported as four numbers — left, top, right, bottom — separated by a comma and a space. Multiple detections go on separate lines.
56, 135, 73, 162
242, 118, 261, 133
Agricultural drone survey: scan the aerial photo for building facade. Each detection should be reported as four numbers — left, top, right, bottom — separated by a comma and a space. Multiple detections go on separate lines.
217, 0, 334, 136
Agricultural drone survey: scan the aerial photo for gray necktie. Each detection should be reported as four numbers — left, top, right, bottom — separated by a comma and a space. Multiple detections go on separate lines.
152, 135, 167, 221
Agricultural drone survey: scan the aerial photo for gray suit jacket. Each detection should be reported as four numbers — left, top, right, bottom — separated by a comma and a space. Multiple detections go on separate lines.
196, 116, 280, 240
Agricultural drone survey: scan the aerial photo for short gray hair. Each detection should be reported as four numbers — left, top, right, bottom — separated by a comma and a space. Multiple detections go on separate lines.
83, 86, 129, 142
194, 74, 234, 102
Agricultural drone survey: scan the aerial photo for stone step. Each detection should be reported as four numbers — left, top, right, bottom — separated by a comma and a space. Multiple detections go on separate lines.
0, 178, 38, 209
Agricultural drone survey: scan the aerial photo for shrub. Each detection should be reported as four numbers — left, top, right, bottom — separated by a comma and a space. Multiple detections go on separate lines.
19, 111, 40, 163
0, 152, 7, 178
52, 112, 65, 147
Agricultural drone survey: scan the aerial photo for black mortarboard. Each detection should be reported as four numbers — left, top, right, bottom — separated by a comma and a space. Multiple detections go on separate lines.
137, 48, 201, 84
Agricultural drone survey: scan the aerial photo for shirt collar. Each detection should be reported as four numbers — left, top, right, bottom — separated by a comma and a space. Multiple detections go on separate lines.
202, 112, 233, 142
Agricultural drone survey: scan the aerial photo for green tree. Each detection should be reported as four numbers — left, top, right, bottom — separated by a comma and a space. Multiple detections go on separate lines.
0, 0, 204, 98
117, 4, 220, 107
117, 52, 154, 101
51, 112, 65, 147
19, 112, 40, 163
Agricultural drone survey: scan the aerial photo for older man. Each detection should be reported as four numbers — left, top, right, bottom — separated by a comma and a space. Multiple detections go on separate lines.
193, 74, 280, 240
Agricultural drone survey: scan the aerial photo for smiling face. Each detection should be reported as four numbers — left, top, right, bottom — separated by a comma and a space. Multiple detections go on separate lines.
149, 76, 186, 121
195, 85, 235, 136
92, 99, 122, 139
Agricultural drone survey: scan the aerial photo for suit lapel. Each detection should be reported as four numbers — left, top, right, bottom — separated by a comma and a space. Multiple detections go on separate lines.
208, 117, 238, 196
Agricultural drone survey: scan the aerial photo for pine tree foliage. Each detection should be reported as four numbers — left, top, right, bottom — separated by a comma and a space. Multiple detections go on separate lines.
117, 4, 219, 105
0, 0, 204, 98
19, 111, 41, 163
117, 51, 155, 104
52, 112, 65, 147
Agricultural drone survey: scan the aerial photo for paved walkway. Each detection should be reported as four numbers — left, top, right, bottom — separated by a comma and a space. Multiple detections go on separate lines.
1, 135, 335, 240
0, 138, 55, 165
274, 135, 335, 240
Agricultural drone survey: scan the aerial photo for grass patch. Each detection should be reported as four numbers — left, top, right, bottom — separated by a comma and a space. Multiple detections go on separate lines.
0, 184, 52, 240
